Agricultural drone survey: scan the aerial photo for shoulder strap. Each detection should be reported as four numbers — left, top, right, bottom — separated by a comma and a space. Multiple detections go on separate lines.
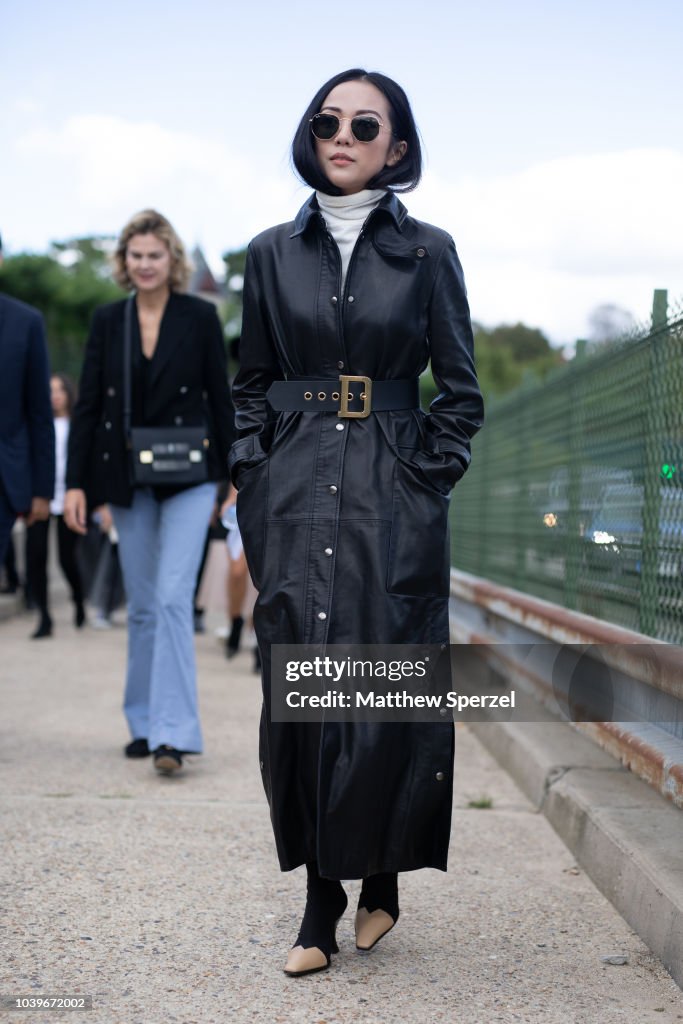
122, 295, 135, 441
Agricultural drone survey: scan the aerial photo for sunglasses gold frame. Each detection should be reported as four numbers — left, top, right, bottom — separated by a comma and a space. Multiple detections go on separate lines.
309, 113, 394, 143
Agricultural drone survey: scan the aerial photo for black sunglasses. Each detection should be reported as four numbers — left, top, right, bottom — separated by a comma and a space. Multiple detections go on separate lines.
309, 112, 393, 144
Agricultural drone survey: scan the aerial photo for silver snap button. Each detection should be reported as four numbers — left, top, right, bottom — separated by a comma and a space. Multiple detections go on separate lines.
103, 453, 110, 461
328, 485, 338, 494
335, 423, 344, 431
337, 361, 344, 370
104, 421, 112, 430
107, 387, 116, 397
331, 296, 338, 304
175, 416, 183, 425
180, 386, 188, 394
435, 771, 445, 781
317, 611, 327, 621
417, 248, 426, 257
324, 547, 333, 556
347, 295, 354, 303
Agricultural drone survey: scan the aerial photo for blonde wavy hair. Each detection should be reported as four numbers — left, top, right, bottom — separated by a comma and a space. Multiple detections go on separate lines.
113, 209, 191, 291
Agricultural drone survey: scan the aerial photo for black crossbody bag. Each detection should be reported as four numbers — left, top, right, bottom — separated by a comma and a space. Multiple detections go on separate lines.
123, 296, 209, 486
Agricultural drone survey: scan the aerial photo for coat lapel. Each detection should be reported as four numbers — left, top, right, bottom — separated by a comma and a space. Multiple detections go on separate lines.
147, 292, 192, 390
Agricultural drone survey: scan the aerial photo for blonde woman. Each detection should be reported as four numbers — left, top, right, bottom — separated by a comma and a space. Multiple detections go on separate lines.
65, 210, 234, 774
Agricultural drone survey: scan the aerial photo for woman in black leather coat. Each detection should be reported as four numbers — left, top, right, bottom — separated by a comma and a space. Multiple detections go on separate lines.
230, 69, 484, 976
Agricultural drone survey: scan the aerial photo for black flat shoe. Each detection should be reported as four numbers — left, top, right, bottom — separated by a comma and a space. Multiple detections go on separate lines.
153, 745, 183, 774
30, 613, 53, 639
125, 738, 151, 758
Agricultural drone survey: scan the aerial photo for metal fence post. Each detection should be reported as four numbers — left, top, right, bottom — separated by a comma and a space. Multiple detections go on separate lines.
564, 351, 586, 610
640, 289, 668, 635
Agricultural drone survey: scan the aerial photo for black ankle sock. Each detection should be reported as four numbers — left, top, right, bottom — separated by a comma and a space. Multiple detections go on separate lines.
294, 862, 348, 958
358, 872, 399, 921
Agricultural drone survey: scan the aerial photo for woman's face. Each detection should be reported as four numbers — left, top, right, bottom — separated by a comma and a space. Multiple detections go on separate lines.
50, 377, 68, 417
125, 232, 172, 293
314, 79, 407, 195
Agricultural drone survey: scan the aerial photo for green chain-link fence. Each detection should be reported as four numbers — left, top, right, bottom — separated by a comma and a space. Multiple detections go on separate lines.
451, 290, 683, 644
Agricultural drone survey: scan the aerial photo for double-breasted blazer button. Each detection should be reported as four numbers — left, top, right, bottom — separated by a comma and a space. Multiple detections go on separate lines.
337, 361, 344, 370
107, 387, 116, 397
104, 421, 112, 430
175, 416, 183, 425
416, 247, 426, 257
180, 386, 188, 394
335, 423, 344, 431
103, 452, 110, 461
347, 295, 355, 303
324, 547, 333, 556
328, 484, 338, 494
435, 771, 445, 781
317, 611, 327, 621
331, 296, 338, 304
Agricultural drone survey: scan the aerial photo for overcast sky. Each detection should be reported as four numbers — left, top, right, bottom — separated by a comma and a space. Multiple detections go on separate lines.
2, 0, 682, 347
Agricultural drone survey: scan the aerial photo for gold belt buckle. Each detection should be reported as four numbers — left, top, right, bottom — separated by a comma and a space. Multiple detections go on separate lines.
338, 375, 372, 418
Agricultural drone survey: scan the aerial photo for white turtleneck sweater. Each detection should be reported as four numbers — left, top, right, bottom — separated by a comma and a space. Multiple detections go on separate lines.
316, 189, 385, 290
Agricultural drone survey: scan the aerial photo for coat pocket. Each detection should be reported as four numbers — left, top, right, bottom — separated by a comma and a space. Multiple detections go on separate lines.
233, 438, 269, 590
386, 458, 451, 598
228, 434, 268, 488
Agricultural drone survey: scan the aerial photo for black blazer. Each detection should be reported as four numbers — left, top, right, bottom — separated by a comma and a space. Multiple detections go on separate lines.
67, 293, 235, 507
0, 294, 55, 512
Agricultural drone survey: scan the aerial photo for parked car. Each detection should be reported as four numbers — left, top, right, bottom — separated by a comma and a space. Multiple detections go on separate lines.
583, 483, 683, 585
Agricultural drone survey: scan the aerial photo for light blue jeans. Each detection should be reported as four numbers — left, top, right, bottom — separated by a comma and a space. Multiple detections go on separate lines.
111, 483, 216, 752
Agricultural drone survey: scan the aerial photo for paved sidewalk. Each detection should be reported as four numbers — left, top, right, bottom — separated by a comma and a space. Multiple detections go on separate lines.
1, 596, 682, 1024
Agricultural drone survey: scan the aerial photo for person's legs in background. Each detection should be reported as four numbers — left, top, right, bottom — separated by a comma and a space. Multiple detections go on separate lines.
148, 482, 216, 760
111, 490, 159, 755
0, 481, 16, 578
1, 534, 20, 594
226, 542, 248, 658
25, 518, 51, 638
56, 514, 85, 628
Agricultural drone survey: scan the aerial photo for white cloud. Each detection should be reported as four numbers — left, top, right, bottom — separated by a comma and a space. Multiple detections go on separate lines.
408, 149, 683, 342
9, 116, 683, 344
15, 114, 300, 259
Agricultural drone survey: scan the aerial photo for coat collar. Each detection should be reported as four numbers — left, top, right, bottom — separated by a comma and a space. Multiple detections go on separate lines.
290, 190, 408, 238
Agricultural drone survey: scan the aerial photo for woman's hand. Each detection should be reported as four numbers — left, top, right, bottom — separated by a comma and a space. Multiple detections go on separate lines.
94, 504, 113, 534
25, 497, 51, 526
64, 489, 88, 535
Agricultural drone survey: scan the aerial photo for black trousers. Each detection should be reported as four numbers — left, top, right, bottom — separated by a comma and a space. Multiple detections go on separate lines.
26, 515, 83, 614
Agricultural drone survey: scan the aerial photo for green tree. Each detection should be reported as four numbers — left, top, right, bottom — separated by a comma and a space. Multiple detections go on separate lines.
0, 246, 123, 380
474, 322, 564, 400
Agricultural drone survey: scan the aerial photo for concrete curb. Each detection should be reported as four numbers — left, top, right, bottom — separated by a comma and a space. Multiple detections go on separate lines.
470, 719, 683, 990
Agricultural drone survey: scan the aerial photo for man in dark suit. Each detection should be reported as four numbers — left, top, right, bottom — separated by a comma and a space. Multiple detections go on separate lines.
0, 233, 55, 565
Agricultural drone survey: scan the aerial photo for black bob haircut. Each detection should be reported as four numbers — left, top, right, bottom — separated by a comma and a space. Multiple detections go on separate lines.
291, 69, 423, 196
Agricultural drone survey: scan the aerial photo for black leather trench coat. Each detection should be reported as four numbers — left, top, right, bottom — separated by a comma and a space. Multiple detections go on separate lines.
230, 192, 484, 879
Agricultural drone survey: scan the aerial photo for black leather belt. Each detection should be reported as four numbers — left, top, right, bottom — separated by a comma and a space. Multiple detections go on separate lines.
266, 376, 420, 419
